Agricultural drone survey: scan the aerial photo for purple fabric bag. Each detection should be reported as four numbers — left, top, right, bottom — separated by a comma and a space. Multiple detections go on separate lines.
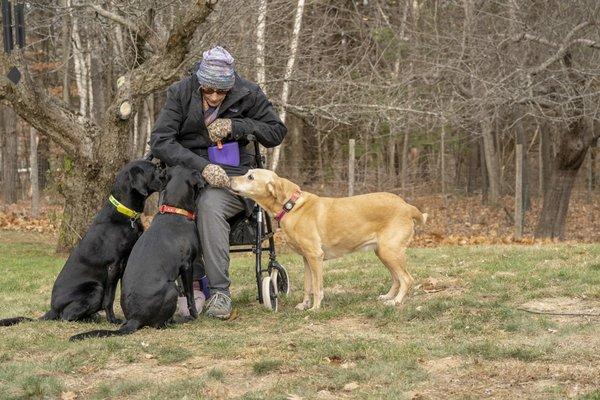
208, 141, 240, 167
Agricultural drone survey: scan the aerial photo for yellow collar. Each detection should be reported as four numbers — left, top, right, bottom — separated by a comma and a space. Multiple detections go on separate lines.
109, 195, 141, 219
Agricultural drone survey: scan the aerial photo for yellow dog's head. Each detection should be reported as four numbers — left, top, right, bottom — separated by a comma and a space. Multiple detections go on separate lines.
230, 169, 300, 205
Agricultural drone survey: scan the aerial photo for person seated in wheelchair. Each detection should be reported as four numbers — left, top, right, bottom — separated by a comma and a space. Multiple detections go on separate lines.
150, 46, 287, 319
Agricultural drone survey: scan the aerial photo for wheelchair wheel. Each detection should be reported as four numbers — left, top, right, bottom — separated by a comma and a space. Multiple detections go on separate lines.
261, 276, 278, 312
269, 262, 290, 295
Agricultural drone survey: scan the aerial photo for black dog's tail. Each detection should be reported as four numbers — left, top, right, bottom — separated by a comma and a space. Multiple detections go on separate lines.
0, 317, 34, 326
69, 319, 141, 341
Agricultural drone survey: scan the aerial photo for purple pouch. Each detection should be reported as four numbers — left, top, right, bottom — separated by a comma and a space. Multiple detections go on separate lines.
208, 141, 240, 167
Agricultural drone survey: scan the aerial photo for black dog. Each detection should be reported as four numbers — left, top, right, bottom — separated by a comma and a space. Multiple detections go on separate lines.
0, 160, 164, 326
70, 166, 203, 340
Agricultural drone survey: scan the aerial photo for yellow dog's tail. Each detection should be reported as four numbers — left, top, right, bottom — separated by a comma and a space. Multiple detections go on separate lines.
408, 205, 427, 226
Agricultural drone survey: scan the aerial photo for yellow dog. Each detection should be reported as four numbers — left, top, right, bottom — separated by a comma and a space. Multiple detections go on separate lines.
230, 169, 427, 310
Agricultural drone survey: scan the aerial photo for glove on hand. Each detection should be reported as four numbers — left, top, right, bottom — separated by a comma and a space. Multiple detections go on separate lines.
207, 118, 232, 143
202, 164, 230, 188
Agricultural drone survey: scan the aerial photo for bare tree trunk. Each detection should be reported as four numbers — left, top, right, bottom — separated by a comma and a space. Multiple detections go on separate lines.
535, 119, 594, 239
287, 114, 303, 181
590, 139, 597, 190
539, 126, 553, 197
388, 121, 397, 187
37, 137, 49, 191
332, 137, 342, 187
515, 125, 524, 239
481, 115, 501, 204
466, 139, 478, 195
401, 130, 409, 193
270, 0, 305, 171
30, 127, 39, 217
2, 107, 18, 204
61, 0, 71, 105
479, 137, 489, 201
255, 0, 267, 90
440, 124, 447, 203
71, 7, 89, 117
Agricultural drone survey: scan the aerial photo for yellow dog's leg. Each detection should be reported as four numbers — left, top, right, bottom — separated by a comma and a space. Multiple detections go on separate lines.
295, 257, 313, 310
377, 246, 413, 306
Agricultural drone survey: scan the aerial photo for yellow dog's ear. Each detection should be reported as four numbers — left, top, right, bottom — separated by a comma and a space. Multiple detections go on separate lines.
267, 180, 280, 200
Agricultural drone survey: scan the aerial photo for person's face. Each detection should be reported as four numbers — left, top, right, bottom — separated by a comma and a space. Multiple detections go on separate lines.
201, 87, 228, 107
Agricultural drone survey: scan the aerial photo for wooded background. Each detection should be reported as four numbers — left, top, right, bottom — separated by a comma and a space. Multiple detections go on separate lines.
0, 0, 598, 251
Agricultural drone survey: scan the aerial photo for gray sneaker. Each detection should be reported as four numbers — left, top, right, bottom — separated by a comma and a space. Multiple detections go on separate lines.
205, 292, 232, 319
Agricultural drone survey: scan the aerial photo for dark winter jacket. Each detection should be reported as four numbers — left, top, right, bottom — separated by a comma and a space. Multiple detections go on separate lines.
150, 72, 287, 176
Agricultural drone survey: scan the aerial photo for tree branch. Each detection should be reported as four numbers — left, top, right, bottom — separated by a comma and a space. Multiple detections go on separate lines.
79, 3, 160, 51
0, 52, 97, 163
128, 0, 218, 98
86, 4, 138, 35
530, 22, 595, 74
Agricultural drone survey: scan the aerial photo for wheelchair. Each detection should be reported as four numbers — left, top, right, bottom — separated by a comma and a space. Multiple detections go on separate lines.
149, 134, 289, 311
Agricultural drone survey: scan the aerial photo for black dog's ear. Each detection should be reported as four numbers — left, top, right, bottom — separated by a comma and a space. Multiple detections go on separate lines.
164, 166, 175, 182
128, 166, 149, 197
192, 171, 206, 188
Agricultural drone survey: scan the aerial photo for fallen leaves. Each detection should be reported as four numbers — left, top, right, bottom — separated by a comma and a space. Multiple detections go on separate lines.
0, 203, 58, 234
2, 192, 598, 248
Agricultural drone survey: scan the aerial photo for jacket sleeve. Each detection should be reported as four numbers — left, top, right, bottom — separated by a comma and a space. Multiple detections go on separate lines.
230, 86, 287, 148
150, 85, 210, 171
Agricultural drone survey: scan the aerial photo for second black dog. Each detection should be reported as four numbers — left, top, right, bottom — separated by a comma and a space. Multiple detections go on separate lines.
70, 166, 203, 340
0, 160, 164, 326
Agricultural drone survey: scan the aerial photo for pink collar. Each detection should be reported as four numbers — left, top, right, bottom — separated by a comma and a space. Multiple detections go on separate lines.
274, 190, 302, 223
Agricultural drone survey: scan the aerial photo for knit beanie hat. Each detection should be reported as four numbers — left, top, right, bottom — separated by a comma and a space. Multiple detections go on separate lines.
195, 46, 235, 90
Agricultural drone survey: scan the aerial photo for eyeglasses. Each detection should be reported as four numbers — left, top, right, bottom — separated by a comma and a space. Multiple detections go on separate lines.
201, 87, 229, 95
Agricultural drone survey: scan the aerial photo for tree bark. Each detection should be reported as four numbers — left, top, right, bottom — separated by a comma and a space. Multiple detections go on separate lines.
30, 127, 39, 217
401, 130, 409, 193
479, 137, 489, 201
539, 126, 553, 197
466, 139, 479, 195
441, 124, 447, 203
480, 115, 501, 204
535, 119, 594, 239
515, 126, 524, 239
2, 107, 18, 204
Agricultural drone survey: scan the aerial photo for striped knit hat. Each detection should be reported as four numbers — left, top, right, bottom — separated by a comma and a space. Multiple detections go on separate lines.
195, 46, 235, 90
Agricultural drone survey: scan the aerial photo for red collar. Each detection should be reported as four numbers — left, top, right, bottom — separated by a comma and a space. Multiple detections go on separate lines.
159, 204, 196, 221
274, 190, 302, 223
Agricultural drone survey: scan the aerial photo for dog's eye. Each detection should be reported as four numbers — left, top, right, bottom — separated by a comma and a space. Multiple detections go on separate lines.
248, 174, 254, 181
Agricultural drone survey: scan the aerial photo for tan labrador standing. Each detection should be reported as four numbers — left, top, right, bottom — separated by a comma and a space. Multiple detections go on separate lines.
230, 169, 427, 311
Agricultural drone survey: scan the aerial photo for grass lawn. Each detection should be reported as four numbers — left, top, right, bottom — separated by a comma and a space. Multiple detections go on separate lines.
0, 230, 599, 399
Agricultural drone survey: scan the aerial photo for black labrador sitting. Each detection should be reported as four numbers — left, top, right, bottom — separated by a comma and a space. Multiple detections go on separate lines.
70, 166, 203, 340
0, 160, 164, 326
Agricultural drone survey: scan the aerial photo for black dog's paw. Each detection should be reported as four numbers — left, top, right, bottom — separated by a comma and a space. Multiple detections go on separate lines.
107, 316, 123, 324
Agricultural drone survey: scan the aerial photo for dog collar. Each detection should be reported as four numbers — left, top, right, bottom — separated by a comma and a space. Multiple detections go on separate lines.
159, 204, 196, 221
109, 195, 141, 220
274, 190, 302, 223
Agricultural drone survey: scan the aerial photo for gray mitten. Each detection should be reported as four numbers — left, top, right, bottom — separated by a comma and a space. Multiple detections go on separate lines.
202, 164, 230, 188
207, 118, 232, 143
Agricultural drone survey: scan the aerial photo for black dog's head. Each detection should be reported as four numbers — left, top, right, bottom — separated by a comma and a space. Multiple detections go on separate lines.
162, 166, 205, 211
116, 160, 166, 199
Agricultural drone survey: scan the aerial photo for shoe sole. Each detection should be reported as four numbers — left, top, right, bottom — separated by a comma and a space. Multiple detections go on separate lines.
207, 313, 230, 320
